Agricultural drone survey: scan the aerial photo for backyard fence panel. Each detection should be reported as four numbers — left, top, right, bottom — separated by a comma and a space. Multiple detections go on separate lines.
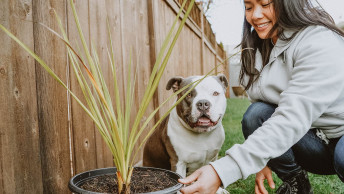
147, 0, 161, 130
154, 0, 183, 115
217, 58, 225, 75
66, 0, 99, 175
192, 31, 203, 75
120, 0, 138, 136
154, 0, 207, 117
132, 0, 155, 165
89, 0, 115, 169
32, 0, 71, 193
203, 43, 217, 75
193, 29, 203, 75
0, 0, 44, 193
103, 0, 128, 166
177, 24, 203, 76
0, 0, 227, 193
118, 0, 156, 165
105, 0, 125, 106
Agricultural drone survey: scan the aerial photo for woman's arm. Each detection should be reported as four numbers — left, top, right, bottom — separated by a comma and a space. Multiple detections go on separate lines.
212, 26, 344, 187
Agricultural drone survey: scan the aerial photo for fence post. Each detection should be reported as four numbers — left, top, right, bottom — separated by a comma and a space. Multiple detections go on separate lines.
200, 3, 205, 75
225, 51, 230, 98
147, 0, 160, 122
215, 42, 218, 75
32, 0, 71, 192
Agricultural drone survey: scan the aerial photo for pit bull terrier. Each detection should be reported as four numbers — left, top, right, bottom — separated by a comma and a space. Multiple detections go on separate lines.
143, 75, 228, 179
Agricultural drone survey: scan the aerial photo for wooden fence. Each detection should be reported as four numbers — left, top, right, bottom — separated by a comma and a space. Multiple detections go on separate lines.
0, 0, 228, 193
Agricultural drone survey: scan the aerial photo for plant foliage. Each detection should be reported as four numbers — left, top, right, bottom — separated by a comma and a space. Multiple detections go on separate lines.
0, 0, 218, 193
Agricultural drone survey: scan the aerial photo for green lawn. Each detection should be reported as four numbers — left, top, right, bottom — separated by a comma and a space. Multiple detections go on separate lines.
220, 98, 344, 194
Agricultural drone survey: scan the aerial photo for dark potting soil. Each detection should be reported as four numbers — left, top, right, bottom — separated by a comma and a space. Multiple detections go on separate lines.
80, 168, 179, 193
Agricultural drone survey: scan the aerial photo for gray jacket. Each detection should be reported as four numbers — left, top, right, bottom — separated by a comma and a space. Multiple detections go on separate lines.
211, 25, 344, 187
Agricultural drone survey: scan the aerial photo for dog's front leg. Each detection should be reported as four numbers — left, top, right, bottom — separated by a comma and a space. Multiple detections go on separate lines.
175, 161, 187, 178
175, 161, 187, 194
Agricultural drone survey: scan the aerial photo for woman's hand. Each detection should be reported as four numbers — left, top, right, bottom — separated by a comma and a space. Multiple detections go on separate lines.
255, 166, 275, 194
178, 165, 222, 194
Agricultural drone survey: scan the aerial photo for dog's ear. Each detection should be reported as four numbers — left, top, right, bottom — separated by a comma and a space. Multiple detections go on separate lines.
216, 74, 228, 89
166, 76, 184, 93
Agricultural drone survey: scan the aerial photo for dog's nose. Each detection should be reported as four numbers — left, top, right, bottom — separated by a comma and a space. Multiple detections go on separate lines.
197, 100, 211, 111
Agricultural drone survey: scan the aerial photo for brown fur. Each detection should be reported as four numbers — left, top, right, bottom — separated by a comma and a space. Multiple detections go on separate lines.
143, 116, 178, 171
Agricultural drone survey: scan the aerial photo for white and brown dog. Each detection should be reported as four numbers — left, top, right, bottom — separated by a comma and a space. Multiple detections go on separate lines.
143, 75, 228, 179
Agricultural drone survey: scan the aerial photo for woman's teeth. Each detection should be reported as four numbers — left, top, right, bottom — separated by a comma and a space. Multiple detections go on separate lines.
258, 23, 269, 27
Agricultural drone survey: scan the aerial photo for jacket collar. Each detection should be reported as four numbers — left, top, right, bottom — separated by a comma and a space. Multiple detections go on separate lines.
275, 29, 296, 47
255, 28, 300, 70
269, 29, 299, 61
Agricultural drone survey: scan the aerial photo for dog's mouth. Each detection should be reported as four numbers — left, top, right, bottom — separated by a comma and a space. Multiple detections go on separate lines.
190, 114, 219, 128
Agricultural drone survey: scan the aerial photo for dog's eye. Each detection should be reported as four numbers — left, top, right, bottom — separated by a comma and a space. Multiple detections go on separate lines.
186, 93, 192, 98
213, 91, 219, 96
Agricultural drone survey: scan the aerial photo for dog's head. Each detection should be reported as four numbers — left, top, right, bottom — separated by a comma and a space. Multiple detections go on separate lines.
167, 75, 228, 133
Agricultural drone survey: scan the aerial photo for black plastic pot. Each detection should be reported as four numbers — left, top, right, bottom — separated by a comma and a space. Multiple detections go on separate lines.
69, 167, 183, 194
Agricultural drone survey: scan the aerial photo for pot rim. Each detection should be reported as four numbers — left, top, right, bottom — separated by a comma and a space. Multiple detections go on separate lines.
69, 166, 184, 194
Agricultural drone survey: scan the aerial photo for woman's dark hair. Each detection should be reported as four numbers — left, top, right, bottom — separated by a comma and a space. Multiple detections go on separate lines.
239, 0, 344, 90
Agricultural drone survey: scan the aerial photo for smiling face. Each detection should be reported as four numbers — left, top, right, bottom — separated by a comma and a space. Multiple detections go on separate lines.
244, 0, 278, 43
167, 76, 228, 133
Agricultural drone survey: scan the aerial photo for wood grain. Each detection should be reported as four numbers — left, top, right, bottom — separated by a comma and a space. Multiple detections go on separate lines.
32, 0, 71, 193
0, 0, 44, 193
0, 0, 227, 193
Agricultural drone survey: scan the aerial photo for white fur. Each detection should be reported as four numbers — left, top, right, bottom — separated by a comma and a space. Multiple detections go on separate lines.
168, 109, 225, 176
191, 76, 227, 132
167, 76, 227, 176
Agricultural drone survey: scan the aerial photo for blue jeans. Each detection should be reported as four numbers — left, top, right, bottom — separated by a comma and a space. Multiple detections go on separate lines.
241, 102, 344, 182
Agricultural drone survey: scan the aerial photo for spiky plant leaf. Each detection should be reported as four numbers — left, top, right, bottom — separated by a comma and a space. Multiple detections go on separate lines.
0, 0, 244, 193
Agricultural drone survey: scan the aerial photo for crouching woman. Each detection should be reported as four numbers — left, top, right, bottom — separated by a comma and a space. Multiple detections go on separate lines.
179, 0, 344, 193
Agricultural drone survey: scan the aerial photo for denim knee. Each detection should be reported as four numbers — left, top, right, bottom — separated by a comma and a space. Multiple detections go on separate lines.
334, 136, 344, 182
241, 102, 277, 139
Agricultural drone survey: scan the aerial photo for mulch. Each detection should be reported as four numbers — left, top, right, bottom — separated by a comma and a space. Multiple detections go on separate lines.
80, 168, 179, 193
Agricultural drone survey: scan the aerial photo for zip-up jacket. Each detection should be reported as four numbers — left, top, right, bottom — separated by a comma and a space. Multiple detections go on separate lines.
211, 25, 344, 187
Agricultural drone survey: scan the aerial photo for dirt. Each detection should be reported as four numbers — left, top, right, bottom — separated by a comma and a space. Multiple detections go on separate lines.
80, 168, 179, 193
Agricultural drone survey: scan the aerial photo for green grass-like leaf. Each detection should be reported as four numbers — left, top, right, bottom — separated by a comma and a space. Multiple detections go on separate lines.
1, 0, 201, 192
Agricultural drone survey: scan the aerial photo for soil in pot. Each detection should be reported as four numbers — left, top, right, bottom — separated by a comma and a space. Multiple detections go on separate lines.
80, 168, 179, 193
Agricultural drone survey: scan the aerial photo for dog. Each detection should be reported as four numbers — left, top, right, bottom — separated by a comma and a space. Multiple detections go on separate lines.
143, 75, 228, 178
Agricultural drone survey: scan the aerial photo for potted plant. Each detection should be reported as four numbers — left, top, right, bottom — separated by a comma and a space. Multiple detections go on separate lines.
0, 0, 218, 193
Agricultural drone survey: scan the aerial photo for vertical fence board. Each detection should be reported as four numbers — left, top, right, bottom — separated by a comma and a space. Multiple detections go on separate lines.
32, 0, 71, 193
89, 0, 115, 168
104, 0, 126, 167
67, 0, 99, 175
119, 0, 135, 133
147, 0, 161, 132
193, 31, 202, 75
217, 58, 225, 74
118, 0, 154, 165
203, 45, 216, 74
0, 0, 44, 193
105, 0, 124, 105
156, 0, 218, 117
119, 0, 137, 167
155, 0, 178, 115
103, 0, 126, 168
132, 0, 154, 164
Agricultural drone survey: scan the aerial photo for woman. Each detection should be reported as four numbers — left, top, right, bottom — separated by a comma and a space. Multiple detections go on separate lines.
179, 0, 344, 193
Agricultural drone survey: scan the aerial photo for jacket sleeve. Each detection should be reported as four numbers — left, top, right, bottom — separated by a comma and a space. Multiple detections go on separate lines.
211, 26, 344, 187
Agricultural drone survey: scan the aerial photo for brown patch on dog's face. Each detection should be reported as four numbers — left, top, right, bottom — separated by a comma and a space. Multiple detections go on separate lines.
176, 83, 197, 129
167, 76, 197, 129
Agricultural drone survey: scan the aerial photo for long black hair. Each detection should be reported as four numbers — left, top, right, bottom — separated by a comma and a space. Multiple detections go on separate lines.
239, 0, 344, 90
